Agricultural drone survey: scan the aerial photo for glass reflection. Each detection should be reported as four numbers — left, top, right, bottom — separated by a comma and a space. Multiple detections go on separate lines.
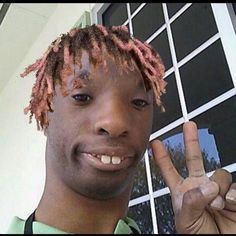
150, 124, 221, 191
155, 194, 176, 234
127, 201, 153, 234
131, 158, 148, 199
102, 3, 128, 26
152, 73, 182, 133
132, 3, 164, 42
167, 3, 186, 18
150, 29, 172, 71
192, 95, 236, 168
180, 39, 233, 112
171, 3, 218, 61
130, 3, 141, 14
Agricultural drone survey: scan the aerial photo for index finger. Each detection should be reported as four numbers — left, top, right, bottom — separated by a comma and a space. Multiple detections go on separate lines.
151, 139, 182, 190
183, 121, 206, 177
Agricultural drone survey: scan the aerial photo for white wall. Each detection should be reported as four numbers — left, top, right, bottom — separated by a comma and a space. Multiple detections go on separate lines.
0, 3, 95, 233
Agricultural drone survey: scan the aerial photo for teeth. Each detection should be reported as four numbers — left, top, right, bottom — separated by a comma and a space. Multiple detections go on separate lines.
112, 156, 121, 164
99, 155, 122, 164
101, 155, 111, 164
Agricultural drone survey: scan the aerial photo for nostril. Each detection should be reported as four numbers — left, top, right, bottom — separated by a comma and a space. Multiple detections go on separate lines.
120, 130, 128, 137
98, 128, 109, 135
95, 120, 129, 137
98, 127, 128, 137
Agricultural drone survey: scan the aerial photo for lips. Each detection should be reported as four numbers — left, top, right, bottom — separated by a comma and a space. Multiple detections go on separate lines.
78, 151, 135, 171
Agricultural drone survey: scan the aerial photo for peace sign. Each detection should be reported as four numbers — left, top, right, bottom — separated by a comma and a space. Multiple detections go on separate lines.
151, 121, 236, 234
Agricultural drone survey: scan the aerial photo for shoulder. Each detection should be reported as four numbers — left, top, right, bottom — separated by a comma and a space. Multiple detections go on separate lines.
6, 216, 25, 234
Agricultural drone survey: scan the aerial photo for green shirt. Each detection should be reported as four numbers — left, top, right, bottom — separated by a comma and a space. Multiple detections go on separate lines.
7, 215, 141, 234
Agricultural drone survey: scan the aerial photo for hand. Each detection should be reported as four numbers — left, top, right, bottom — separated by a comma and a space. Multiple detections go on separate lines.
151, 121, 236, 234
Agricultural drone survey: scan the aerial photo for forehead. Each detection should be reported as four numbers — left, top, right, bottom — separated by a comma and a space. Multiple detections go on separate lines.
69, 50, 146, 89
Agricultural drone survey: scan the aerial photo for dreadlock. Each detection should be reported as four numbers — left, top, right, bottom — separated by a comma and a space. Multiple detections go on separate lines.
21, 24, 167, 131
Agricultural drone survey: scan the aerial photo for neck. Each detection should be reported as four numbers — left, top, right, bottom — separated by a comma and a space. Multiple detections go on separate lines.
36, 169, 133, 234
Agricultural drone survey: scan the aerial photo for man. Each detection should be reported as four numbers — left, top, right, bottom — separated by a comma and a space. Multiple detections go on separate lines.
7, 24, 236, 234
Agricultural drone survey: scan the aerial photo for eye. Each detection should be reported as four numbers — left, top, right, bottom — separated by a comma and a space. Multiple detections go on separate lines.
72, 94, 92, 103
132, 99, 149, 108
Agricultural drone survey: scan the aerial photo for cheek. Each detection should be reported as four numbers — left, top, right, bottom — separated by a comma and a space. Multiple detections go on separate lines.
140, 106, 153, 131
133, 109, 153, 146
48, 108, 92, 145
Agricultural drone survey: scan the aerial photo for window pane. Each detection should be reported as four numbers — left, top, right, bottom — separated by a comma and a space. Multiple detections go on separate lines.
127, 201, 153, 234
167, 3, 186, 18
233, 3, 236, 14
192, 95, 236, 169
171, 3, 218, 61
150, 124, 221, 191
152, 73, 182, 133
155, 195, 176, 234
130, 158, 148, 199
102, 3, 128, 27
130, 3, 141, 14
150, 29, 172, 71
149, 149, 166, 190
180, 39, 234, 112
233, 172, 236, 183
132, 3, 165, 42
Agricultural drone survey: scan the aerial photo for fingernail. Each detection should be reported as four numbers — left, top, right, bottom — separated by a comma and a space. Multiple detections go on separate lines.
226, 189, 236, 204
210, 195, 225, 210
199, 182, 218, 197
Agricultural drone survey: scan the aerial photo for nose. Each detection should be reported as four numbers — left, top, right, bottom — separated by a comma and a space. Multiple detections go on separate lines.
94, 101, 130, 138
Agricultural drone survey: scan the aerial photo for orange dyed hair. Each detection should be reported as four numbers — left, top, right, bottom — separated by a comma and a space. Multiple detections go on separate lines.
21, 24, 167, 131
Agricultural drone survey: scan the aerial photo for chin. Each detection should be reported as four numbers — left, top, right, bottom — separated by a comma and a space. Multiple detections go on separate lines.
89, 183, 131, 200
67, 172, 134, 201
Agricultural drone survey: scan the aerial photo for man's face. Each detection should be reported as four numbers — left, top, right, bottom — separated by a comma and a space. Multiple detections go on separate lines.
47, 51, 154, 200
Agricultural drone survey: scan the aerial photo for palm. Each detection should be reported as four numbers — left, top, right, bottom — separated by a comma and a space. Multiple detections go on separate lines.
171, 175, 210, 211
151, 121, 236, 234
171, 176, 219, 233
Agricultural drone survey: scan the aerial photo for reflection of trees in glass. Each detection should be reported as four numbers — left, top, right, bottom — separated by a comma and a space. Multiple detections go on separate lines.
150, 140, 221, 191
131, 158, 148, 199
155, 194, 176, 234
129, 140, 221, 234
201, 147, 221, 171
127, 201, 153, 234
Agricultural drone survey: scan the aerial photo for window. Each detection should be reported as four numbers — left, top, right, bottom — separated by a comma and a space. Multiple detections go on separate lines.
171, 3, 218, 61
228, 3, 236, 33
132, 3, 164, 42
152, 73, 182, 132
102, 3, 127, 27
0, 3, 11, 26
180, 39, 234, 112
233, 3, 236, 14
93, 3, 236, 234
150, 29, 172, 71
130, 3, 141, 14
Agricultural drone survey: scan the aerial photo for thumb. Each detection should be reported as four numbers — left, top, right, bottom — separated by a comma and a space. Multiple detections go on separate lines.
178, 181, 219, 227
